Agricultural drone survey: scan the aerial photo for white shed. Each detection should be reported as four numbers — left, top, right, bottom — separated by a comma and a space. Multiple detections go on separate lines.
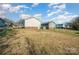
22, 17, 41, 29
48, 21, 56, 29
41, 21, 56, 29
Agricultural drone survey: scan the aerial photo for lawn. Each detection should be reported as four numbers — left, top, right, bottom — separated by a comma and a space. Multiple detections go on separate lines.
0, 29, 79, 55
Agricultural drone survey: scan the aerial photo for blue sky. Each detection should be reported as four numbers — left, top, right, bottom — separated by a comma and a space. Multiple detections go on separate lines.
0, 3, 79, 24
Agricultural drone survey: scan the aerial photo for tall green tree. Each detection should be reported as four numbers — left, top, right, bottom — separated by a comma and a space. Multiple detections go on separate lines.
71, 17, 79, 30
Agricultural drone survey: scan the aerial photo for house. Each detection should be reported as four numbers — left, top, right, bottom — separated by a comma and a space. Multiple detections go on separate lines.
64, 23, 72, 29
0, 18, 15, 29
56, 24, 64, 28
20, 17, 41, 29
41, 22, 49, 29
56, 23, 72, 29
41, 21, 56, 29
0, 18, 8, 29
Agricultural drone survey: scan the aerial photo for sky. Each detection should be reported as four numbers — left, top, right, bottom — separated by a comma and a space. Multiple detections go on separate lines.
0, 3, 79, 24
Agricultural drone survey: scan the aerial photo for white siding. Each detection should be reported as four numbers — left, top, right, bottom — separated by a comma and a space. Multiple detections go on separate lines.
49, 21, 56, 29
24, 18, 41, 29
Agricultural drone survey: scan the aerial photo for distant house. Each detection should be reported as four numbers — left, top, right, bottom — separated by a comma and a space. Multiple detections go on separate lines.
64, 23, 72, 29
41, 21, 56, 29
56, 23, 72, 29
0, 18, 8, 29
20, 17, 41, 29
0, 18, 14, 29
56, 24, 64, 28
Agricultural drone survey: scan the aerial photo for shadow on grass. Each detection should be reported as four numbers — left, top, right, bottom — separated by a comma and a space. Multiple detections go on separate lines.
25, 37, 49, 55
75, 32, 79, 34
25, 37, 37, 55
0, 29, 17, 55
0, 44, 9, 54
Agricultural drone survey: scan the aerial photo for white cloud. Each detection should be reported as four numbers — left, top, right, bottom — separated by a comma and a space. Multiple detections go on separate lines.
72, 15, 78, 17
64, 11, 72, 15
47, 10, 50, 13
47, 3, 66, 17
33, 13, 42, 19
53, 5, 58, 9
48, 3, 60, 7
48, 3, 78, 24
1, 4, 11, 10
0, 4, 30, 13
0, 4, 31, 19
0, 4, 20, 13
48, 10, 61, 17
53, 14, 79, 24
31, 3, 39, 7
9, 5, 29, 13
19, 5, 30, 8
33, 13, 42, 17
9, 5, 22, 13
53, 4, 66, 10
20, 10, 24, 13
9, 7, 19, 13
48, 3, 54, 7
0, 10, 5, 18
0, 4, 11, 18
59, 4, 66, 10
20, 14, 31, 19
64, 11, 70, 15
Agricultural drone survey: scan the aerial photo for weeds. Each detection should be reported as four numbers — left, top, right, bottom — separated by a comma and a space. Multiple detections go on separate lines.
0, 29, 13, 37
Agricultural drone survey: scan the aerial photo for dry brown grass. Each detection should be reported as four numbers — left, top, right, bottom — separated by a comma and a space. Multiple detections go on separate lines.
0, 29, 79, 55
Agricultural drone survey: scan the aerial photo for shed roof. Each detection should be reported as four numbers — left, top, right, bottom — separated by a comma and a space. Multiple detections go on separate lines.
23, 17, 41, 22
42, 20, 56, 24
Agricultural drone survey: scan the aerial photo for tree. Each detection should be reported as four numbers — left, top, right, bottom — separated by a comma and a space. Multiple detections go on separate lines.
16, 19, 25, 28
71, 17, 79, 30
4, 18, 15, 27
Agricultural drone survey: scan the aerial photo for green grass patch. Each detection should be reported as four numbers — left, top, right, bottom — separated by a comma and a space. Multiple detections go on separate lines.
0, 29, 13, 37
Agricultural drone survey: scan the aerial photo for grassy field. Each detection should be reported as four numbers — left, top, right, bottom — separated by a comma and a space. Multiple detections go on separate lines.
0, 29, 79, 55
